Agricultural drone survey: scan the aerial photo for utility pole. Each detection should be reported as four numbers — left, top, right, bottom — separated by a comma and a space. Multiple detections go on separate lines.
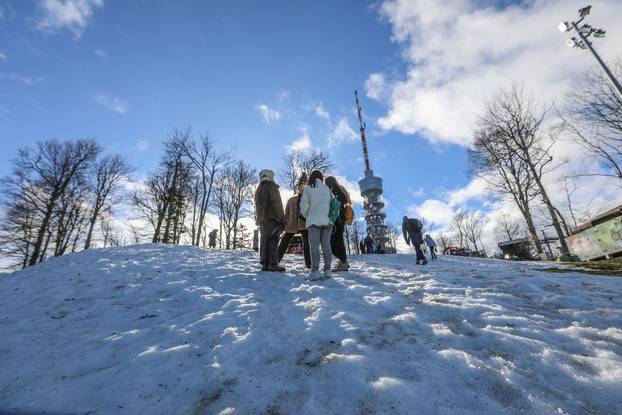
540, 229, 554, 260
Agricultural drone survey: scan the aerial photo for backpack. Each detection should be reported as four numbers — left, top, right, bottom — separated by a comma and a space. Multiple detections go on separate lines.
328, 194, 342, 225
344, 203, 354, 225
406, 218, 423, 233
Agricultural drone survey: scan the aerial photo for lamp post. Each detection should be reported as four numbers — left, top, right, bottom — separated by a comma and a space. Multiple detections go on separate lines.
559, 5, 622, 98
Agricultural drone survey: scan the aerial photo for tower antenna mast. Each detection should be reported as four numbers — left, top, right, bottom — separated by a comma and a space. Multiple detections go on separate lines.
355, 90, 372, 175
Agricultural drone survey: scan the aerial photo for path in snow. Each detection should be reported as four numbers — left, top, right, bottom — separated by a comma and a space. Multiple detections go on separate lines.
1, 244, 621, 414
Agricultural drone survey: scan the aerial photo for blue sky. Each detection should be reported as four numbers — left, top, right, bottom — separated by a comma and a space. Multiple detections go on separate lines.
0, 0, 469, 227
1, 0, 621, 247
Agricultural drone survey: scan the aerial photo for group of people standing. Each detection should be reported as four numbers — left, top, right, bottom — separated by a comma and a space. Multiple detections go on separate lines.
254, 168, 439, 279
254, 169, 352, 280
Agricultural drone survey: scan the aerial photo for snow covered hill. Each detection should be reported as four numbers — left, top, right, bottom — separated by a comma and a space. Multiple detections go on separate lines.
1, 245, 621, 415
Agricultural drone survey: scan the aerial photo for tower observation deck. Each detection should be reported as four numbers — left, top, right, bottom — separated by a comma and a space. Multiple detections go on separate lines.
355, 90, 390, 252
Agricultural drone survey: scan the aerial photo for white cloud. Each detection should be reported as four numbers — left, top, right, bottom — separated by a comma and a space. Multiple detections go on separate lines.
95, 94, 128, 114
447, 176, 488, 207
315, 104, 330, 121
334, 175, 364, 206
0, 52, 6, 62
286, 127, 312, 153
94, 48, 107, 60
409, 199, 454, 229
35, 0, 104, 40
0, 72, 44, 85
365, 72, 388, 101
328, 117, 358, 147
376, 0, 622, 146
255, 103, 281, 124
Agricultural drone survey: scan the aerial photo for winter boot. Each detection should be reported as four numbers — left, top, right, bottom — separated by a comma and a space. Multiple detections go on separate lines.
323, 269, 333, 279
332, 260, 349, 272
307, 271, 323, 281
266, 265, 286, 272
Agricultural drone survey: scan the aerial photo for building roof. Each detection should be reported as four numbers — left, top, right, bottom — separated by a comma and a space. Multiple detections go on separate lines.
570, 204, 622, 235
498, 237, 530, 248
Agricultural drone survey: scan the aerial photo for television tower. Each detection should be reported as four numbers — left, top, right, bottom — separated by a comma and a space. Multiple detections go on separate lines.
355, 90, 390, 252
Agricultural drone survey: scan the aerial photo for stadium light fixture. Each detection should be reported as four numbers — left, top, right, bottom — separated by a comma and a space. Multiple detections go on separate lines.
559, 5, 622, 97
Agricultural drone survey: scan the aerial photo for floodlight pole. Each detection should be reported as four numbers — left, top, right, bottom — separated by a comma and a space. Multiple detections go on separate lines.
570, 22, 622, 98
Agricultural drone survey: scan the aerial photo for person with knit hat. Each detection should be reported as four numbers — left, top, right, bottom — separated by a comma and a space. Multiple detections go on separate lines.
277, 173, 311, 268
254, 169, 286, 272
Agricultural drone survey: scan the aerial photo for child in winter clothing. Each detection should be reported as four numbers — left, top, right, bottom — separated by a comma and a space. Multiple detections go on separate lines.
424, 234, 437, 260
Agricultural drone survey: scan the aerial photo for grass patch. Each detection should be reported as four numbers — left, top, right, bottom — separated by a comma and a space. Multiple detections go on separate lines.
539, 258, 622, 276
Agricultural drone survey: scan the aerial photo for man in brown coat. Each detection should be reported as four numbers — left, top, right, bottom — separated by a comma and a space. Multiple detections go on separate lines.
255, 169, 286, 272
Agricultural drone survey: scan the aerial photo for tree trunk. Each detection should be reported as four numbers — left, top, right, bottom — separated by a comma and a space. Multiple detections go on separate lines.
28, 203, 55, 266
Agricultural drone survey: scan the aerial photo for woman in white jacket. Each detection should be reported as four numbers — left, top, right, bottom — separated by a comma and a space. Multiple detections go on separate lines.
299, 170, 333, 280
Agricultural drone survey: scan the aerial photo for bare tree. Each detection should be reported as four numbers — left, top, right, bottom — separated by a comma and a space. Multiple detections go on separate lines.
482, 86, 569, 252
559, 177, 579, 231
451, 211, 468, 250
52, 179, 89, 257
495, 213, 522, 242
347, 218, 365, 254
385, 221, 401, 252
436, 233, 453, 252
84, 155, 132, 249
134, 130, 194, 244
281, 149, 333, 190
463, 211, 487, 254
179, 132, 230, 246
563, 60, 622, 182
469, 87, 564, 255
213, 161, 257, 249
0, 139, 101, 268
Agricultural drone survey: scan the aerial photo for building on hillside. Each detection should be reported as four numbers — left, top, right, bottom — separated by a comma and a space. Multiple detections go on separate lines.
566, 204, 622, 261
498, 238, 533, 260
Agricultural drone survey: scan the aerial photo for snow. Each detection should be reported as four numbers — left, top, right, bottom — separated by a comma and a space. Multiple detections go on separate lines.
1, 244, 621, 414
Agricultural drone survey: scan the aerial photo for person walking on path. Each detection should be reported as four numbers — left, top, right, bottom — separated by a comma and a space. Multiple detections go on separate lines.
364, 235, 374, 254
359, 239, 366, 254
252, 230, 259, 252
277, 175, 311, 268
299, 170, 333, 280
324, 176, 350, 272
402, 216, 428, 265
208, 230, 218, 248
424, 234, 438, 260
254, 169, 286, 272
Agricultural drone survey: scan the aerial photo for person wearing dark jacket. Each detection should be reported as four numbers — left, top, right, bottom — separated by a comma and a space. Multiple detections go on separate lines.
364, 235, 374, 254
208, 230, 218, 248
402, 216, 427, 265
277, 176, 311, 268
324, 176, 350, 271
255, 169, 286, 272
